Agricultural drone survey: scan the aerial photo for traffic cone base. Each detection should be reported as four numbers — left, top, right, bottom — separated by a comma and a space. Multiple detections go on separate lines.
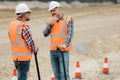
75, 73, 82, 78
103, 68, 109, 73
73, 77, 83, 80
103, 72, 109, 75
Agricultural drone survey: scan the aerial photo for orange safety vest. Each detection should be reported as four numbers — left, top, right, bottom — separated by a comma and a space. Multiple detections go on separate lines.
8, 20, 32, 61
48, 16, 72, 51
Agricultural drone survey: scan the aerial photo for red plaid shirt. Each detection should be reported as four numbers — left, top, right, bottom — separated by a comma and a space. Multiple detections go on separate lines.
22, 26, 36, 53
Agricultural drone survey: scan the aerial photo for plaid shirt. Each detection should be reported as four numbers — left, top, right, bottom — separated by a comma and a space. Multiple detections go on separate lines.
43, 16, 74, 46
22, 26, 35, 53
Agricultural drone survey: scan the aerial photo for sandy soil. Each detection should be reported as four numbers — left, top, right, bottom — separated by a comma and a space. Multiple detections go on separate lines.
0, 3, 120, 80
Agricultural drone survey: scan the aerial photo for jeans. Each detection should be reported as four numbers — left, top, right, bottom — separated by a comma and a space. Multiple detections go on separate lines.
14, 60, 30, 80
50, 50, 70, 80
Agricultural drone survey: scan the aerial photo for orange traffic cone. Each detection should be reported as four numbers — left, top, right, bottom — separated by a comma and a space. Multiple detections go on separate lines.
73, 61, 82, 79
103, 57, 109, 74
51, 73, 55, 80
12, 69, 17, 80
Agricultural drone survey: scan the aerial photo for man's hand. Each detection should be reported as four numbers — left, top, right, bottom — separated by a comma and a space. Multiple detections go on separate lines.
49, 16, 58, 24
58, 44, 67, 51
34, 47, 39, 54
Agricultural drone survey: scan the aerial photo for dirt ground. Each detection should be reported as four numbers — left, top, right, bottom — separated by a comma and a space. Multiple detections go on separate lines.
0, 3, 120, 80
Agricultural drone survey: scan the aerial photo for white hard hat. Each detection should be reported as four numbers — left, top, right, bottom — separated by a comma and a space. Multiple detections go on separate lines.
15, 3, 31, 14
48, 1, 61, 11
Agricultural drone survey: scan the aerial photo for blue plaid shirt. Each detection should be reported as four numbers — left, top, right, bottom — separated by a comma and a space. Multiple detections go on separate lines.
43, 16, 74, 46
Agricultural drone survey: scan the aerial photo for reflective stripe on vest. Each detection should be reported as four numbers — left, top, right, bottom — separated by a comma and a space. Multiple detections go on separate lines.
51, 34, 67, 38
12, 52, 31, 56
50, 42, 71, 47
11, 42, 26, 46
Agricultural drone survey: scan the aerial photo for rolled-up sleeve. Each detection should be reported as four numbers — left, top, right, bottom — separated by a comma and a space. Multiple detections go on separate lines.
43, 23, 53, 37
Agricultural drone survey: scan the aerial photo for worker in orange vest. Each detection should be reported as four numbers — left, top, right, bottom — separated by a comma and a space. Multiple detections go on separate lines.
43, 1, 74, 80
8, 3, 39, 80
